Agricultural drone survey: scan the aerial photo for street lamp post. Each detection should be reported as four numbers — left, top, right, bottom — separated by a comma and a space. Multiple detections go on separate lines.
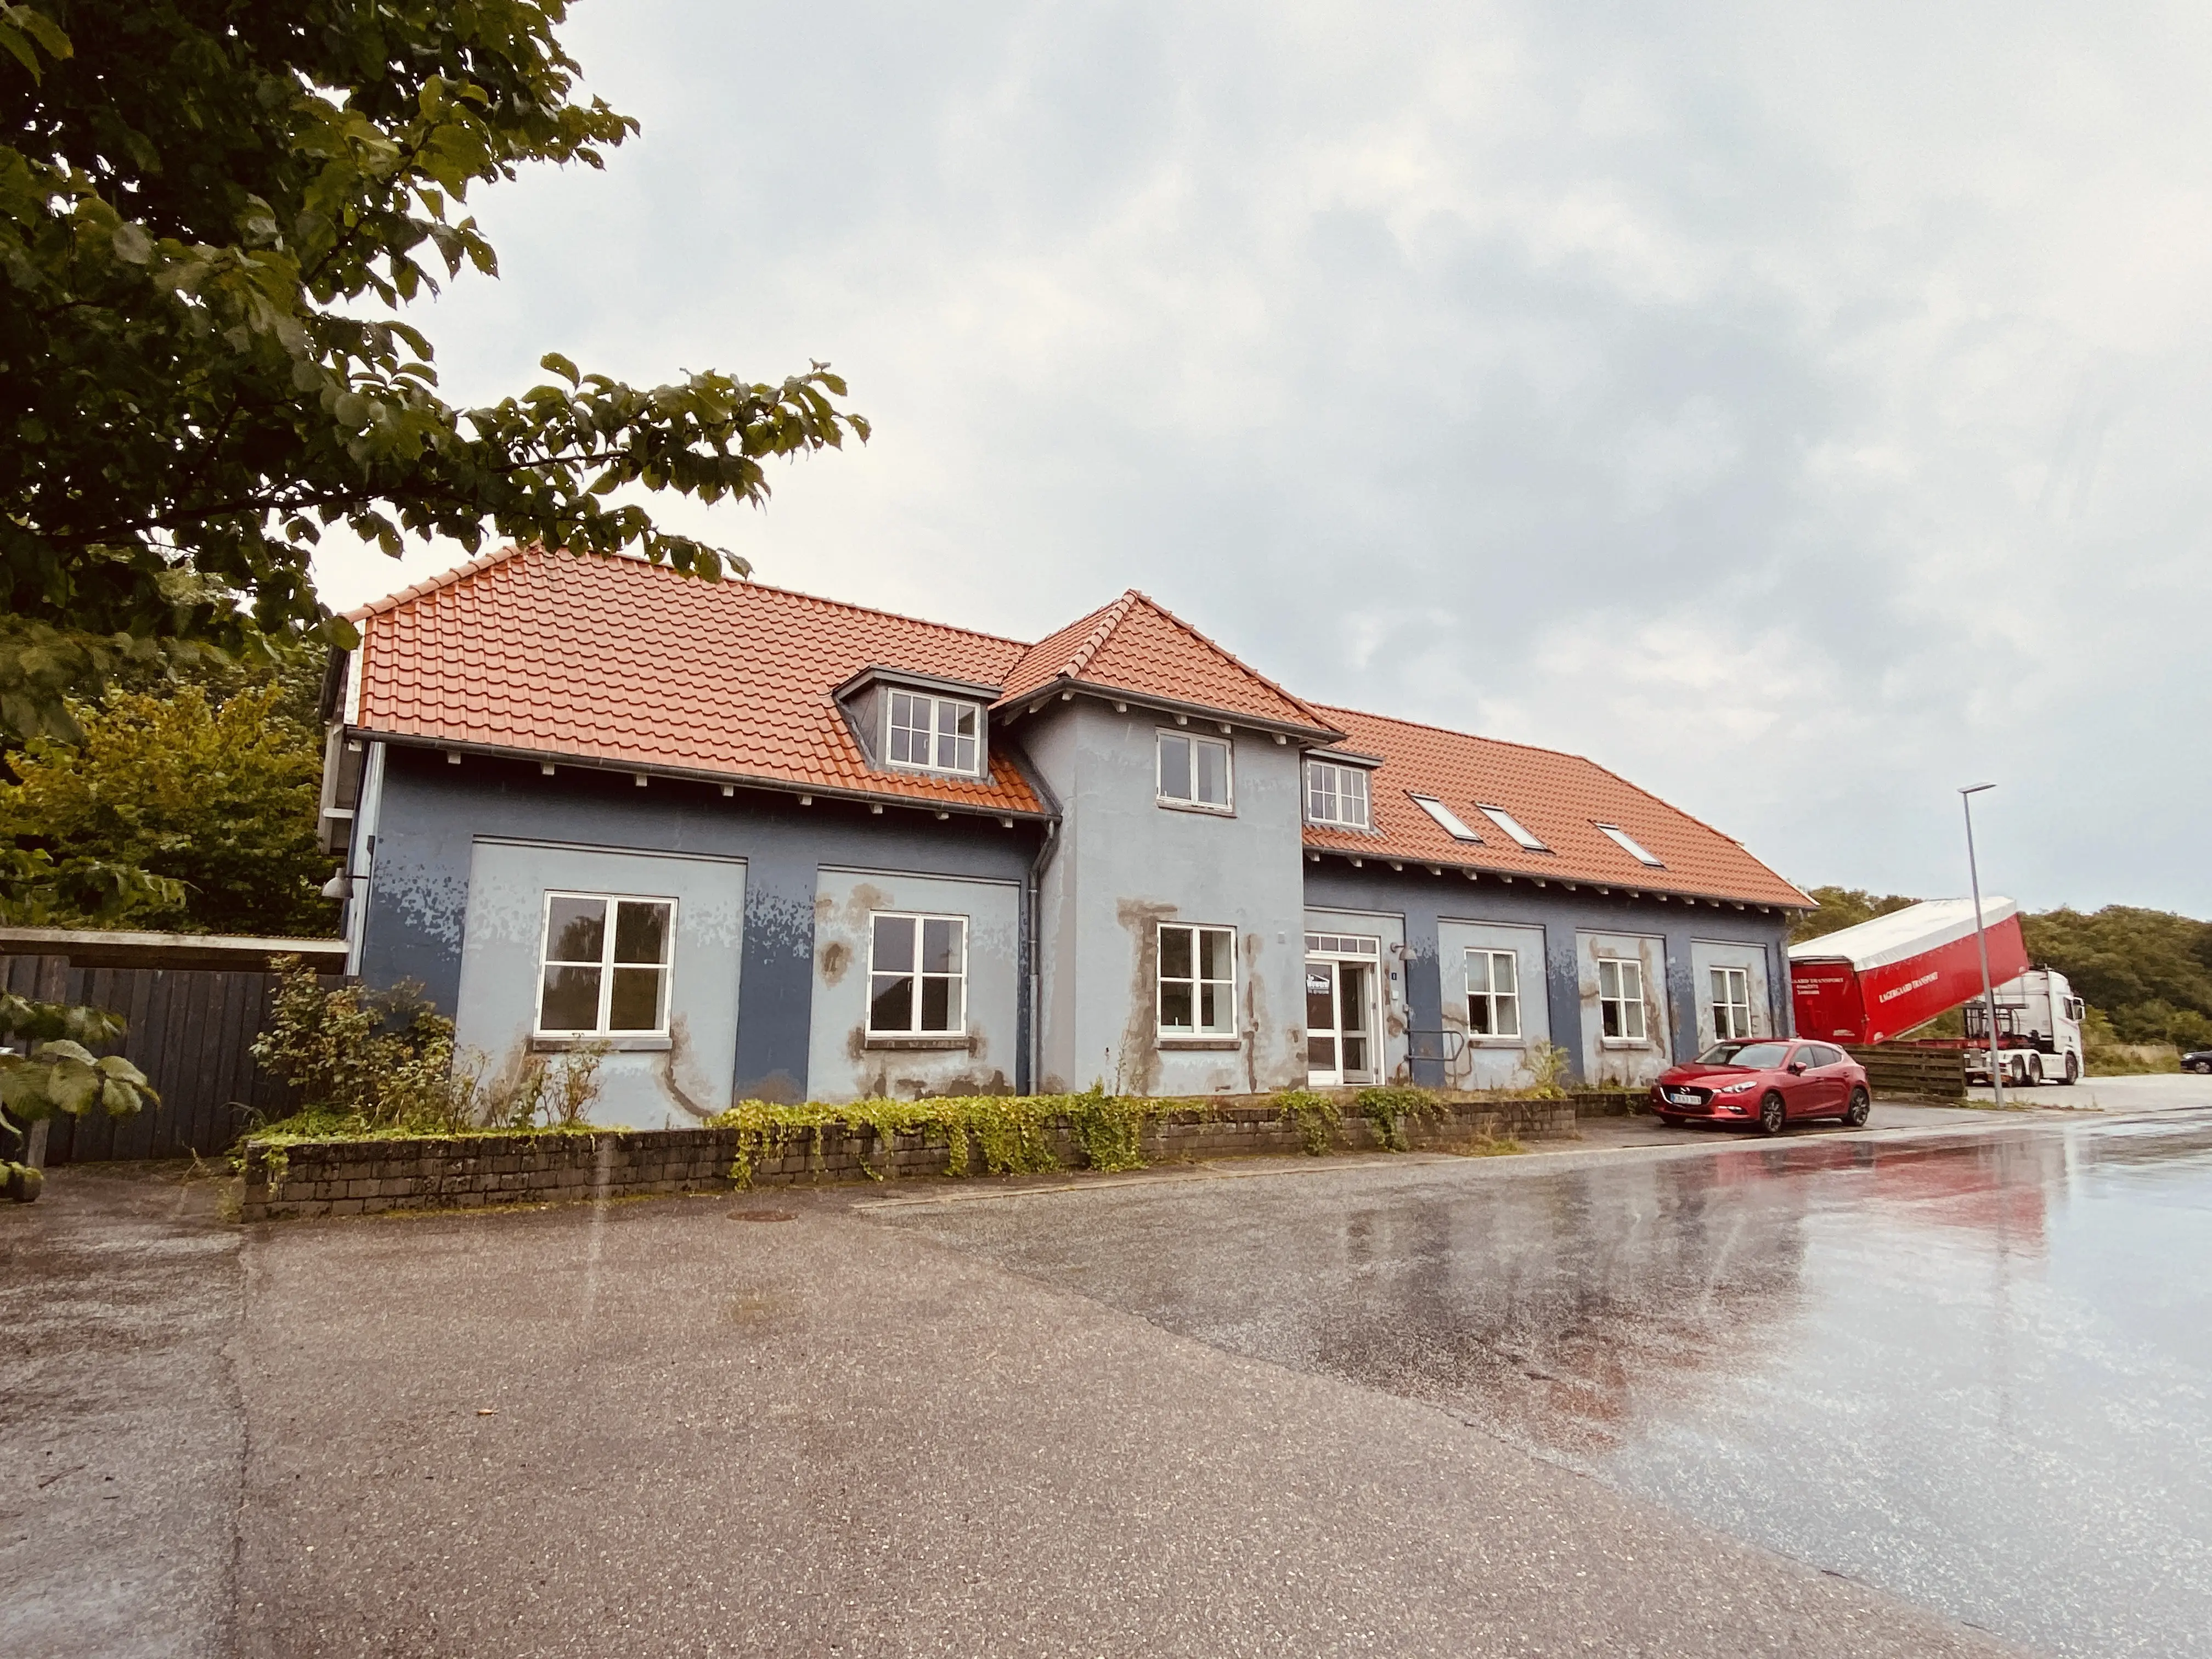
1960, 783, 2003, 1109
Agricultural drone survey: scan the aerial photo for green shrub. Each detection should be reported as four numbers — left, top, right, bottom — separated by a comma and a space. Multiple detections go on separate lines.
1271, 1089, 1341, 1155
1352, 1085, 1440, 1151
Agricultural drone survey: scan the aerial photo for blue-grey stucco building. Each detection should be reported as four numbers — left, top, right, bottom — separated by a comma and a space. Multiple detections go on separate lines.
325, 549, 1810, 1127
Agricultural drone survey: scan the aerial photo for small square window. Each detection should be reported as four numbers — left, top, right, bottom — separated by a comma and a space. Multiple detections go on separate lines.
1158, 732, 1233, 812
867, 912, 968, 1035
1305, 761, 1372, 830
537, 892, 675, 1037
1479, 805, 1549, 851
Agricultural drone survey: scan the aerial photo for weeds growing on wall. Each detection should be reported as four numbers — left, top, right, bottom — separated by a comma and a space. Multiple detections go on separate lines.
1516, 1042, 1574, 1099
1270, 1089, 1342, 1155
1352, 1085, 1443, 1151
712, 1090, 1198, 1187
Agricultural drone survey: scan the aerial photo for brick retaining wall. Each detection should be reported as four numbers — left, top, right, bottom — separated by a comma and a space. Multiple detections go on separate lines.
236, 1096, 1582, 1222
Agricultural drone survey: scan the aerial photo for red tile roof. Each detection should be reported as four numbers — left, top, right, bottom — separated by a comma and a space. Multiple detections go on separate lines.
351, 550, 1803, 904
1304, 706, 1809, 907
351, 546, 1044, 816
996, 590, 1338, 736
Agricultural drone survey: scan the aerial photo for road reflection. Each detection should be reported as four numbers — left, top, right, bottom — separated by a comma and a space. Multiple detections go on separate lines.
888, 1113, 2212, 1656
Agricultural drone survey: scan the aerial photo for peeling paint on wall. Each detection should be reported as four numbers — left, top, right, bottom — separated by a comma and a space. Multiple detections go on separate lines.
806, 866, 1022, 1104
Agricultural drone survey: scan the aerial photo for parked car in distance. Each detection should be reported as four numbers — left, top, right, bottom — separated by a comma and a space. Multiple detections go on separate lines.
2184, 1050, 2212, 1076
1650, 1039, 1872, 1135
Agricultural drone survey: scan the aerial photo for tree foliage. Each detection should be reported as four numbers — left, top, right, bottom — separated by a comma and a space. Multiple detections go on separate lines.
0, 674, 336, 933
1, 0, 867, 742
1788, 885, 1922, 946
2023, 906, 2212, 1050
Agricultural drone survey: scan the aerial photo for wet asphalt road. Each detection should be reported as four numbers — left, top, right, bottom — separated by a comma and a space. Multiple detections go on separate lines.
876, 1107, 2212, 1657
4, 1099, 2205, 1656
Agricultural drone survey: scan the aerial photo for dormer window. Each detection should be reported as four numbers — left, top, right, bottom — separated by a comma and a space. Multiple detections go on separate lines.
887, 690, 982, 776
1305, 760, 1371, 830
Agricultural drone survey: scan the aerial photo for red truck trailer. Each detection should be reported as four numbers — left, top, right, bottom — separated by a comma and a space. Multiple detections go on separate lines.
1788, 898, 2031, 1046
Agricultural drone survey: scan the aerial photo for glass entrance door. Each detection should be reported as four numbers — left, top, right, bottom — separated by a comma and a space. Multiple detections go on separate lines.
1306, 941, 1380, 1087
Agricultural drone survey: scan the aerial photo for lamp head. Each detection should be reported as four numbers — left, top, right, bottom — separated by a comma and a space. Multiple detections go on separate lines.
1960, 782, 1996, 796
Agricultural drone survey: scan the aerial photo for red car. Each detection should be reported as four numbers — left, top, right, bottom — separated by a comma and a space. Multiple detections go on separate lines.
1649, 1038, 1872, 1135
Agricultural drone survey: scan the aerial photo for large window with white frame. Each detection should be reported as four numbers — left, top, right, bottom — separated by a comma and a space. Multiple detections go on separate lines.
886, 690, 983, 776
1157, 731, 1233, 812
1709, 965, 1753, 1041
1597, 956, 1648, 1043
537, 893, 675, 1037
1465, 948, 1522, 1040
1159, 923, 1237, 1036
867, 912, 968, 1035
1305, 760, 1371, 830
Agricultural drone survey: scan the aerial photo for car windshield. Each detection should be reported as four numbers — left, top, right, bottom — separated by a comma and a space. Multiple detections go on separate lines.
1697, 1040, 1794, 1069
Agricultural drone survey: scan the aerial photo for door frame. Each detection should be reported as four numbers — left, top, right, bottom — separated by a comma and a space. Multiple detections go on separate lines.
1306, 931, 1383, 1087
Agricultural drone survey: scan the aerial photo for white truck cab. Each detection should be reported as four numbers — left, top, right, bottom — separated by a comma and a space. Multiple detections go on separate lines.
1963, 967, 2085, 1086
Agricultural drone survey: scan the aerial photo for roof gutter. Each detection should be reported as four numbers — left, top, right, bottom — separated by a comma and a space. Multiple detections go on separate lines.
994, 678, 1344, 746
357, 731, 1055, 825
1301, 844, 1810, 911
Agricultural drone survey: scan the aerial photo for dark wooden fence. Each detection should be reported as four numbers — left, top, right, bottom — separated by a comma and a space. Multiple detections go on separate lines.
1846, 1041, 1966, 1099
2, 953, 314, 1162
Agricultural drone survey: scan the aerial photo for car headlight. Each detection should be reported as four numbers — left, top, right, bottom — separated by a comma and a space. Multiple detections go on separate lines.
1715, 1080, 1758, 1094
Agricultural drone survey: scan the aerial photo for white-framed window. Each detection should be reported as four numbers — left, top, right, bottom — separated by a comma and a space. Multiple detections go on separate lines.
1159, 923, 1237, 1036
886, 690, 982, 776
867, 912, 968, 1035
1479, 804, 1549, 851
1305, 932, 1380, 958
537, 893, 675, 1037
1596, 823, 1664, 867
1305, 760, 1371, 829
1597, 956, 1648, 1043
1409, 794, 1483, 842
1466, 948, 1522, 1040
1158, 731, 1233, 812
1709, 966, 1753, 1041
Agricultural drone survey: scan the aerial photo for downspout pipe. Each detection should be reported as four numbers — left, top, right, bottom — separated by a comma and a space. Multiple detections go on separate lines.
1009, 746, 1065, 1098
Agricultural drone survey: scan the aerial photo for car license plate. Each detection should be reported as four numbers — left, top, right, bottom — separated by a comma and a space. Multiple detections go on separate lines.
1666, 1090, 1702, 1106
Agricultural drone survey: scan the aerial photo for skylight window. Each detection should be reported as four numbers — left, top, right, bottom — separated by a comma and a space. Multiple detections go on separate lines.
1478, 805, 1549, 851
1595, 823, 1664, 867
1407, 793, 1482, 842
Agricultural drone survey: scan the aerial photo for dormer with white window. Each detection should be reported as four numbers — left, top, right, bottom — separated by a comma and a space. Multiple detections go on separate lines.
1304, 752, 1381, 832
834, 665, 997, 781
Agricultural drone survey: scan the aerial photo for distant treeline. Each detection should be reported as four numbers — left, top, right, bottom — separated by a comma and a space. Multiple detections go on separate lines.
1793, 887, 2212, 1052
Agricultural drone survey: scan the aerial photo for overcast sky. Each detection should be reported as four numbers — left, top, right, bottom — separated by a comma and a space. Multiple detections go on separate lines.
314, 1, 2212, 917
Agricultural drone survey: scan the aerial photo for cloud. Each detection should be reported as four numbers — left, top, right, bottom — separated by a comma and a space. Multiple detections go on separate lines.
315, 0, 2212, 913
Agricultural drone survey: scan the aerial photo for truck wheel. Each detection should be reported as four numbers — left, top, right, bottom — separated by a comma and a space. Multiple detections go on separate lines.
2063, 1053, 2079, 1085
1757, 1092, 1787, 1136
1844, 1087, 1871, 1127
2028, 1054, 2044, 1085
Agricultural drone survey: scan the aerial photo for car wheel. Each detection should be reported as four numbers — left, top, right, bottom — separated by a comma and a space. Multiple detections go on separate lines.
2063, 1052, 2080, 1085
2191, 1060, 2211, 1076
1844, 1086, 1871, 1128
1757, 1091, 1787, 1136
1659, 1114, 1684, 1128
